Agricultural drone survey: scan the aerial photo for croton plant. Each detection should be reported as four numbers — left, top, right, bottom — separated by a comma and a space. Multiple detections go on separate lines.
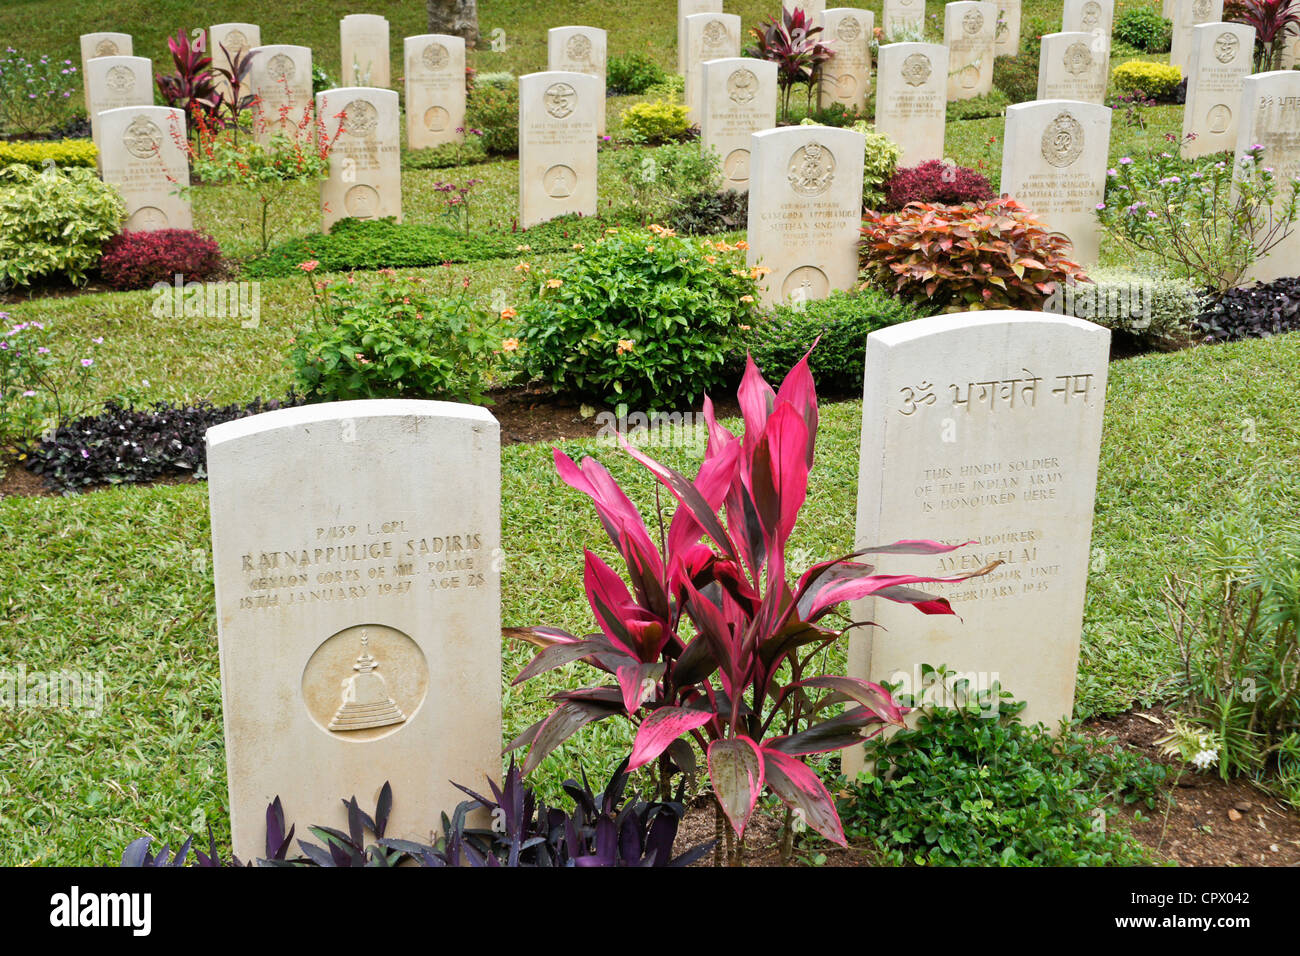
507, 351, 992, 847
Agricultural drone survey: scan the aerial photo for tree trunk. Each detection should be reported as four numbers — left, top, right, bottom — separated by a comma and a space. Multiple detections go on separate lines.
426, 0, 480, 48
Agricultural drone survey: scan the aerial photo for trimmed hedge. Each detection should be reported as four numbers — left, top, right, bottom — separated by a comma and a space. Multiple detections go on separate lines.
0, 138, 97, 169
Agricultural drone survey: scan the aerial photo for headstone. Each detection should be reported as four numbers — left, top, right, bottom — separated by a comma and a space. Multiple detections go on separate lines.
404, 34, 467, 150
875, 42, 949, 167
85, 56, 152, 160
784, 0, 827, 26
209, 23, 262, 105
882, 0, 926, 38
684, 13, 742, 123
79, 32, 132, 110
1037, 32, 1109, 104
842, 311, 1110, 782
341, 13, 391, 87
701, 58, 778, 192
548, 27, 608, 136
944, 1, 997, 100
518, 71, 600, 228
1000, 100, 1111, 264
317, 87, 402, 230
1234, 71, 1300, 283
98, 106, 192, 232
1170, 0, 1224, 76
249, 45, 314, 146
678, 0, 723, 73
746, 125, 865, 307
1181, 22, 1255, 158
1062, 0, 1114, 42
207, 399, 502, 864
993, 0, 1022, 57
1282, 31, 1300, 69
820, 9, 875, 111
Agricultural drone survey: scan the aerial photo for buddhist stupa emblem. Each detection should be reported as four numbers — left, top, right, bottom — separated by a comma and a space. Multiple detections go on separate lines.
328, 631, 406, 732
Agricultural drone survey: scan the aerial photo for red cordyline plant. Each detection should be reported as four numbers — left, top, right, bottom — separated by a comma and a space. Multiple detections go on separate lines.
155, 29, 223, 135
744, 7, 834, 121
507, 351, 993, 862
1232, 0, 1300, 70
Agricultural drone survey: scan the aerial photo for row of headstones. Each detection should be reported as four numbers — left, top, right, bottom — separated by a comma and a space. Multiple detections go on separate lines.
207, 306, 1112, 859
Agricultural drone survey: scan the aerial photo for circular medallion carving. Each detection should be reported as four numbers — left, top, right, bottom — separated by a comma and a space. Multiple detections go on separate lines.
1207, 103, 1231, 134
267, 53, 296, 83
902, 53, 933, 87
728, 68, 758, 104
106, 65, 135, 94
565, 34, 592, 62
1081, 2, 1102, 28
126, 206, 168, 231
959, 64, 980, 88
1065, 42, 1093, 75
94, 39, 119, 57
1041, 111, 1085, 168
122, 115, 162, 158
702, 19, 729, 50
723, 148, 750, 182
834, 73, 859, 98
302, 624, 427, 742
422, 42, 449, 71
424, 106, 450, 131
544, 164, 578, 198
837, 16, 863, 42
787, 142, 835, 197
225, 30, 249, 54
344, 184, 382, 218
1193, 0, 1212, 19
782, 265, 829, 303
545, 82, 576, 118
342, 98, 378, 137
963, 10, 985, 35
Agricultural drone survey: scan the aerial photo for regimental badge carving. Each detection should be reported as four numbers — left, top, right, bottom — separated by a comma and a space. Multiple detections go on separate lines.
702, 19, 729, 50
1065, 42, 1093, 75
1081, 1, 1102, 28
960, 64, 980, 88
422, 42, 449, 71
94, 39, 119, 57
345, 184, 381, 218
1214, 32, 1239, 64
545, 82, 576, 118
1193, 0, 1212, 19
226, 30, 249, 54
834, 73, 859, 98
122, 115, 162, 158
302, 624, 427, 742
787, 141, 835, 196
724, 147, 750, 182
565, 33, 592, 62
728, 68, 758, 104
267, 53, 296, 83
963, 10, 985, 35
424, 106, 450, 131
902, 53, 933, 87
782, 265, 829, 303
342, 99, 378, 138
1207, 103, 1231, 134
127, 206, 168, 230
837, 16, 863, 42
106, 65, 135, 94
544, 164, 577, 198
1042, 110, 1085, 168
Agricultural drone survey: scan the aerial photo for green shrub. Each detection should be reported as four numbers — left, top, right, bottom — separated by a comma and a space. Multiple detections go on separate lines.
642, 73, 685, 102
466, 79, 519, 155
1018, 14, 1055, 60
607, 140, 720, 219
0, 139, 97, 169
1046, 267, 1204, 343
669, 188, 748, 235
290, 270, 499, 404
1111, 60, 1182, 100
0, 163, 122, 287
474, 71, 515, 90
516, 228, 760, 405
945, 88, 1011, 121
619, 99, 690, 143
607, 53, 668, 94
994, 54, 1040, 103
0, 50, 81, 135
838, 667, 1166, 866
1114, 6, 1173, 53
730, 288, 919, 393
401, 136, 488, 169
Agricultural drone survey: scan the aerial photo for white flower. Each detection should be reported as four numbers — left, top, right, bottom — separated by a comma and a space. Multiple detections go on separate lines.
1191, 748, 1218, 769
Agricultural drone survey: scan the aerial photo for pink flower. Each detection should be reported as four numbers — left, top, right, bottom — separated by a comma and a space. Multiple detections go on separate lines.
81, 358, 93, 368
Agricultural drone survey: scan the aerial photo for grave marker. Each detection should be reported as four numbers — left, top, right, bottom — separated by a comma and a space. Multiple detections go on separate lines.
875, 42, 949, 167
684, 13, 742, 123
944, 1, 997, 100
317, 87, 402, 230
700, 58, 778, 192
1037, 31, 1109, 104
249, 45, 314, 146
993, 0, 1022, 57
1234, 70, 1300, 283
79, 32, 132, 110
85, 55, 152, 161
1170, 0, 1224, 76
820, 9, 875, 111
678, 0, 723, 74
1181, 22, 1255, 157
341, 13, 391, 87
1062, 0, 1114, 41
404, 34, 467, 150
209, 23, 262, 105
98, 106, 192, 232
548, 27, 608, 136
882, 0, 926, 38
518, 71, 600, 227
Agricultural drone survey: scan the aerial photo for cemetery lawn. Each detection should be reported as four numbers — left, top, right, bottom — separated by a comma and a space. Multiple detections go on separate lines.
3, 331, 1299, 864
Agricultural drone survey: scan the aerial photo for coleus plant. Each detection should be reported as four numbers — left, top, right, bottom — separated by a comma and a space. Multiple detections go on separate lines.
507, 351, 995, 848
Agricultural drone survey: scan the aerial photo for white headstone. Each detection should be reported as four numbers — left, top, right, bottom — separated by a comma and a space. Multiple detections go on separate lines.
317, 87, 401, 231
1062, 0, 1114, 41
79, 32, 132, 110
882, 0, 926, 38
1234, 71, 1300, 283
1000, 100, 1112, 265
518, 71, 600, 228
876, 42, 949, 167
86, 56, 152, 161
1170, 0, 1224, 76
993, 0, 1022, 57
548, 27, 608, 136
685, 13, 742, 123
1182, 22, 1256, 158
746, 125, 865, 307
209, 23, 262, 105
1282, 31, 1300, 69
700, 58, 779, 192
843, 311, 1110, 780
207, 399, 502, 864
1037, 32, 1109, 104
821, 9, 875, 111
944, 1, 997, 100
784, 0, 827, 26
98, 106, 192, 232
341, 13, 391, 87
678, 0, 723, 73
404, 34, 467, 150
249, 45, 314, 146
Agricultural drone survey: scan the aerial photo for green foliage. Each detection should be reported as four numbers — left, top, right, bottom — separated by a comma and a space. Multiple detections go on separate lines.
0, 138, 97, 169
0, 314, 104, 442
1164, 513, 1300, 794
0, 163, 123, 287
1111, 59, 1182, 100
1114, 6, 1174, 53
1018, 14, 1055, 60
668, 188, 748, 235
619, 99, 691, 144
838, 668, 1166, 866
945, 88, 1012, 121
607, 53, 668, 94
517, 228, 760, 406
805, 101, 869, 128
641, 73, 685, 102
993, 54, 1041, 104
1046, 266, 1204, 343
466, 79, 519, 155
0, 49, 80, 135
605, 140, 720, 219
401, 136, 488, 170
310, 63, 334, 95
731, 288, 919, 394
289, 269, 499, 404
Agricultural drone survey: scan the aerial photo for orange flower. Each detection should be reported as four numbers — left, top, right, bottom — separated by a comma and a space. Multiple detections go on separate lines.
298, 259, 320, 272
752, 266, 773, 278
646, 245, 656, 253
516, 244, 532, 251
616, 338, 636, 355
740, 295, 754, 303
515, 261, 531, 272
705, 255, 717, 264
546, 278, 563, 289
736, 240, 750, 250
500, 307, 518, 320
501, 337, 520, 352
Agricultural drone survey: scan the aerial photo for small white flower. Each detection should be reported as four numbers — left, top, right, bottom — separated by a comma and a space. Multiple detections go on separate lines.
1191, 748, 1218, 769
